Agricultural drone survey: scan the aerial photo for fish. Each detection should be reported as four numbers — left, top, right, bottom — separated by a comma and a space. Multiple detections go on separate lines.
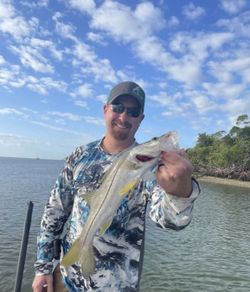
61, 131, 179, 277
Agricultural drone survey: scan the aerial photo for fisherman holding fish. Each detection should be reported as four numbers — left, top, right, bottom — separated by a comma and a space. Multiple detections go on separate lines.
32, 81, 200, 292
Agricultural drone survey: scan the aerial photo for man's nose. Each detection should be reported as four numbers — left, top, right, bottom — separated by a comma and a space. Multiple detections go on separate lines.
119, 110, 129, 121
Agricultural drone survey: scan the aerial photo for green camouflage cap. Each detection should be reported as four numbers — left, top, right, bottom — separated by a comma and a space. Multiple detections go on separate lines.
107, 81, 145, 112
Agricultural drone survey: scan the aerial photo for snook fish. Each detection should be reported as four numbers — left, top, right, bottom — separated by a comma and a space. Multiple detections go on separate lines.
61, 132, 179, 277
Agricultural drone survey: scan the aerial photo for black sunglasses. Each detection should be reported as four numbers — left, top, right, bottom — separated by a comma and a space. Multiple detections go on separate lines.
111, 103, 141, 118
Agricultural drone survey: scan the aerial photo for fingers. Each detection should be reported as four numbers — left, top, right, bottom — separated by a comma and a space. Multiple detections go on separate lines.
32, 275, 53, 292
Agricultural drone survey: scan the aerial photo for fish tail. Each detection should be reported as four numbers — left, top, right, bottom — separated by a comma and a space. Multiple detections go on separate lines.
79, 245, 95, 277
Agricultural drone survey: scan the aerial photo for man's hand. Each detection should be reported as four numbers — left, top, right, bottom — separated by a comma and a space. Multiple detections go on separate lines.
156, 149, 193, 198
32, 274, 53, 292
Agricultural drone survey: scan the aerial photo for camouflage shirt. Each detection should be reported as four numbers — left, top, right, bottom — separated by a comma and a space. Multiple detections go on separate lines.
35, 139, 200, 291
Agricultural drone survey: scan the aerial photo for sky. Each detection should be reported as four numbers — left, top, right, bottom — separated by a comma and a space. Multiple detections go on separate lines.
0, 0, 250, 160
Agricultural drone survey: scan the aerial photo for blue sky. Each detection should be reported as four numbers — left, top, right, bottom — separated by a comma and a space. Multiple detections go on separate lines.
0, 0, 250, 159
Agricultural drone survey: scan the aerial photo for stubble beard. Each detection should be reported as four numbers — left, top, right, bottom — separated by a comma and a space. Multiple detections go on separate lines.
111, 120, 132, 141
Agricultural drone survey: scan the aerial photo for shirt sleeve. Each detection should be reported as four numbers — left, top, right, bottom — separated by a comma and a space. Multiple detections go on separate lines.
34, 150, 79, 275
148, 178, 200, 230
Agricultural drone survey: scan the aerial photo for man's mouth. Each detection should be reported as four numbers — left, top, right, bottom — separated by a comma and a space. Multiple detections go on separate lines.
113, 120, 131, 129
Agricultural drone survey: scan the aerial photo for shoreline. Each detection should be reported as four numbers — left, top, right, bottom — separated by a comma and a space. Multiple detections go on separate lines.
197, 176, 250, 189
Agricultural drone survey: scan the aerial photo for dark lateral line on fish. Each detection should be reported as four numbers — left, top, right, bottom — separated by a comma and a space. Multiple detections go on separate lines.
82, 157, 124, 245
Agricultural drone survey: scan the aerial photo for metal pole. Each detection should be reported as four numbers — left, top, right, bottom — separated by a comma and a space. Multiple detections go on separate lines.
14, 201, 34, 292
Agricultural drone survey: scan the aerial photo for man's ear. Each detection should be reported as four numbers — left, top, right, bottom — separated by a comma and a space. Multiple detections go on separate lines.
139, 113, 145, 123
103, 104, 108, 113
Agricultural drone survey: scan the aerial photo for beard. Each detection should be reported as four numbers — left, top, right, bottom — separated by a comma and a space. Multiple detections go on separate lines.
111, 119, 132, 141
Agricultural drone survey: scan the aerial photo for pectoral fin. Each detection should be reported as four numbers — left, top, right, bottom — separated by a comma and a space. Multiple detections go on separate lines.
119, 178, 138, 196
79, 245, 95, 277
61, 240, 96, 277
61, 238, 81, 266
98, 218, 113, 235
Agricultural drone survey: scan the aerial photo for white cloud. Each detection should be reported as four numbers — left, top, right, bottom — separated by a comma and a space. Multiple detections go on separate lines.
53, 12, 77, 41
30, 38, 63, 61
74, 83, 93, 98
0, 55, 5, 64
73, 42, 118, 83
182, 2, 205, 20
73, 100, 88, 108
20, 0, 49, 9
10, 45, 54, 73
68, 0, 96, 14
83, 115, 104, 126
87, 32, 106, 45
90, 1, 165, 43
216, 11, 250, 37
26, 76, 67, 95
202, 82, 245, 100
49, 111, 82, 121
31, 121, 84, 135
0, 0, 37, 40
0, 133, 37, 146
191, 94, 217, 114
0, 107, 27, 117
220, 0, 247, 14
167, 16, 180, 28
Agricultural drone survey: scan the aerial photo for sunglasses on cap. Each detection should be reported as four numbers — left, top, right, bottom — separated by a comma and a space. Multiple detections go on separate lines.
111, 103, 142, 118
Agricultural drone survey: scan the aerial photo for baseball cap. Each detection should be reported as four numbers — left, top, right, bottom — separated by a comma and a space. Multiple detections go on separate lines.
107, 81, 145, 112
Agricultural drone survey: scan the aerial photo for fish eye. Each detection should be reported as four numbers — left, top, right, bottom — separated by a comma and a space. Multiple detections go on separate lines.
152, 137, 157, 140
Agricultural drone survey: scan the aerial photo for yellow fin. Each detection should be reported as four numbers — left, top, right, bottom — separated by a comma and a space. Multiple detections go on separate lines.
61, 238, 81, 266
79, 245, 95, 277
119, 178, 138, 196
98, 218, 113, 235
83, 191, 96, 205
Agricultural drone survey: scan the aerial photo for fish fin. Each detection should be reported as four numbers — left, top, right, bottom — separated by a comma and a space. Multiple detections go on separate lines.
79, 245, 95, 277
98, 218, 113, 235
61, 238, 81, 267
83, 191, 96, 206
119, 178, 139, 196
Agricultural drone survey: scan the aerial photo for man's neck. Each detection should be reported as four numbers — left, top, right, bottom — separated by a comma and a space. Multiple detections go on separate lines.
101, 136, 135, 154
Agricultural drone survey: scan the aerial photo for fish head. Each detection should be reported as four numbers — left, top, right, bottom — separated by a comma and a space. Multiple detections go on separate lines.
128, 131, 179, 170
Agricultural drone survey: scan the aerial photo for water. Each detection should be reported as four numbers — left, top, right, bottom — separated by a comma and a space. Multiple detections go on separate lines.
0, 157, 250, 292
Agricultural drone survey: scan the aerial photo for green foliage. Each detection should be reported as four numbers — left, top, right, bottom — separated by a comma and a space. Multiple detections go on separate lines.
188, 114, 250, 169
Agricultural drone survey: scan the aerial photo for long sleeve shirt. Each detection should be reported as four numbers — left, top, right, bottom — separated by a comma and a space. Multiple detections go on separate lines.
34, 139, 200, 291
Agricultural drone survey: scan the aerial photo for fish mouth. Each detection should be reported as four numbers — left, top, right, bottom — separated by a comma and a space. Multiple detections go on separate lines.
135, 154, 155, 162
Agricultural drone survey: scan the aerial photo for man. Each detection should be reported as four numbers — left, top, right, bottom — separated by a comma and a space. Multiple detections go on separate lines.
32, 81, 199, 291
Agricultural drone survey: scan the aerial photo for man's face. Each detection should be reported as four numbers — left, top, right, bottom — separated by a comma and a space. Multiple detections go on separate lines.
104, 95, 144, 142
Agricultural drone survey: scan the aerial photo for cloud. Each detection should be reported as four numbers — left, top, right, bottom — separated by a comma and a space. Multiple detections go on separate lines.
0, 107, 27, 117
73, 42, 118, 83
68, 0, 96, 14
0, 55, 5, 64
182, 2, 205, 20
10, 45, 54, 73
73, 83, 93, 98
30, 38, 63, 61
216, 11, 250, 37
49, 111, 82, 121
220, 0, 247, 14
87, 32, 107, 45
20, 0, 49, 9
90, 1, 165, 43
0, 133, 37, 146
53, 12, 77, 41
31, 121, 84, 136
83, 116, 104, 126
26, 76, 67, 95
0, 0, 37, 40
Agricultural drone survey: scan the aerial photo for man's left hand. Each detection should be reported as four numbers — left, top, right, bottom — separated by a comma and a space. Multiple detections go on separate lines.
156, 149, 194, 198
